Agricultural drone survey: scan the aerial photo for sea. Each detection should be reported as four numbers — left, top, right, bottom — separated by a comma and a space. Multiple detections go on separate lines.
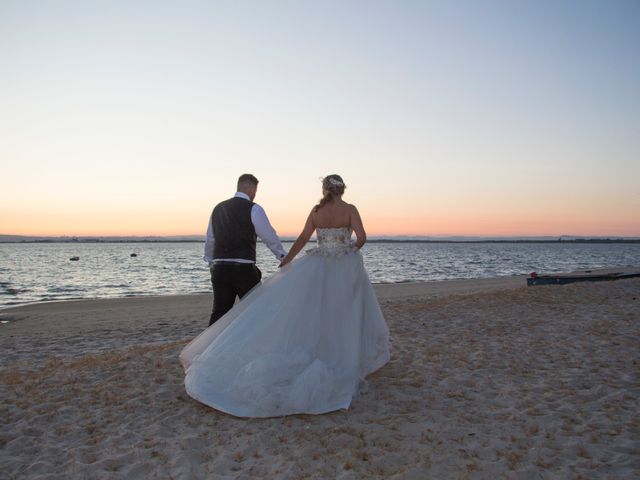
1, 241, 639, 309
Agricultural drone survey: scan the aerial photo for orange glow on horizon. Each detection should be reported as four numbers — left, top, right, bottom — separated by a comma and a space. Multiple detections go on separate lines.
3, 210, 638, 238
2, 184, 639, 238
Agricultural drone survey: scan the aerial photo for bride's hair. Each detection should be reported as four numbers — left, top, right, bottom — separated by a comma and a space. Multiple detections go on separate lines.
314, 174, 346, 212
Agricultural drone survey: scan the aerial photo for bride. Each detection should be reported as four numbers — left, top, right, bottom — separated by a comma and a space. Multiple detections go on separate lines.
179, 174, 390, 417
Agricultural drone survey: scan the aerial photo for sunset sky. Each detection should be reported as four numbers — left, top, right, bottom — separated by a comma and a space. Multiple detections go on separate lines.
2, 1, 639, 237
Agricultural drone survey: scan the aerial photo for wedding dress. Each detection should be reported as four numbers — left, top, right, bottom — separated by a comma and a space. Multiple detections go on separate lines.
179, 227, 390, 417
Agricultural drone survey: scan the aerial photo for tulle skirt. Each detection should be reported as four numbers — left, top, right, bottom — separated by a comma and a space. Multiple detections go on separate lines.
179, 249, 390, 418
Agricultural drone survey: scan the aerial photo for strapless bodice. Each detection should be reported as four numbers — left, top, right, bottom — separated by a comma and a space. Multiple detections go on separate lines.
307, 227, 357, 257
316, 227, 352, 247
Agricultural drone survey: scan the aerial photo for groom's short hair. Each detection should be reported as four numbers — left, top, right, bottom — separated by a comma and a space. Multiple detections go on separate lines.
237, 174, 259, 190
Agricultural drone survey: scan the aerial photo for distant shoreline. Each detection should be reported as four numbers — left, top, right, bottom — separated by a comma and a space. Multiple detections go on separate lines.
1, 238, 639, 244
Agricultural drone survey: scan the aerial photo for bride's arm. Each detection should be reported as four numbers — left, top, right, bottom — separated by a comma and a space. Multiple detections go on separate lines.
279, 212, 315, 267
350, 205, 367, 249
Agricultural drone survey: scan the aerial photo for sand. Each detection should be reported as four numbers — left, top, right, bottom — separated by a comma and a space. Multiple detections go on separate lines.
1, 270, 639, 479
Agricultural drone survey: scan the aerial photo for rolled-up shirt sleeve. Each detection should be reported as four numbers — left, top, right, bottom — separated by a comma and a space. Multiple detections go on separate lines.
251, 204, 287, 259
203, 213, 215, 266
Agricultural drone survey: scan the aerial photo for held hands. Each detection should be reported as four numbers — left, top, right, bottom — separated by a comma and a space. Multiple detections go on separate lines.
279, 255, 291, 268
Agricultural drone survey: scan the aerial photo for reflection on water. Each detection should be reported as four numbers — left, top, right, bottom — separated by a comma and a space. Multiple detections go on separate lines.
1, 242, 639, 308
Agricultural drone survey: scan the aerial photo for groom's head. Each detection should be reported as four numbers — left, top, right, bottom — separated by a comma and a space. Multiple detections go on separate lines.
237, 174, 259, 201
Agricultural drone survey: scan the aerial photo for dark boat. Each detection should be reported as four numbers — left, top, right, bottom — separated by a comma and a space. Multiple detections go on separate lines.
527, 270, 640, 286
69, 256, 80, 261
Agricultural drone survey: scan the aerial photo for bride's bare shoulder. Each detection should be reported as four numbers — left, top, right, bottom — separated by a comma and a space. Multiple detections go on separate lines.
346, 203, 360, 213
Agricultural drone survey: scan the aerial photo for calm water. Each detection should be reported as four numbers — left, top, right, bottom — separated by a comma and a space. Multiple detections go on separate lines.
1, 242, 639, 309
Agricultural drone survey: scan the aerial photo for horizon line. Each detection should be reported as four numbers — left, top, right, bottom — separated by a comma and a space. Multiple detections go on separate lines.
2, 233, 640, 241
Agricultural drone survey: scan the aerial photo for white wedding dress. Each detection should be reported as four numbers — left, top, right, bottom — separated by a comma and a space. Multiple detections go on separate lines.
179, 228, 390, 418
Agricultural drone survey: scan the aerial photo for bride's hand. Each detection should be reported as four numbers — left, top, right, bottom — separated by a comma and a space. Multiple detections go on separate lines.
279, 257, 290, 268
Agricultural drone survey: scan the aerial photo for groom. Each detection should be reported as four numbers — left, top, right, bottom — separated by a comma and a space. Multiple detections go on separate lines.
204, 174, 287, 326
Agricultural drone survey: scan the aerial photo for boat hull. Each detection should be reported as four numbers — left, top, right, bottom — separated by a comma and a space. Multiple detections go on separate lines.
527, 272, 640, 286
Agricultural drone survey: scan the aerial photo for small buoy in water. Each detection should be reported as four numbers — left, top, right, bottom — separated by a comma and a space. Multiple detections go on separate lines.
70, 256, 80, 261
130, 253, 137, 257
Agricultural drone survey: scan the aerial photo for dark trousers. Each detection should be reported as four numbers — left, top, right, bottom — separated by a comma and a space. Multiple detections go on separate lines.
209, 262, 262, 326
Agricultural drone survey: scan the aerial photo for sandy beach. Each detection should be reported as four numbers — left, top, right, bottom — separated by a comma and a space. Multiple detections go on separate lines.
1, 270, 639, 479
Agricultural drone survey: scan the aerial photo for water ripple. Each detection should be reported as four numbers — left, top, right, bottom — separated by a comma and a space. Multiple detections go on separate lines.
1, 242, 639, 308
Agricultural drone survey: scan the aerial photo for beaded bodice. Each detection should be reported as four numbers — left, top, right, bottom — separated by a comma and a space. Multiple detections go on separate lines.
317, 228, 352, 247
307, 228, 357, 257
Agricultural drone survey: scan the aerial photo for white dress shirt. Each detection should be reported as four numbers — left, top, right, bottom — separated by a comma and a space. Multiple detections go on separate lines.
204, 192, 287, 266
